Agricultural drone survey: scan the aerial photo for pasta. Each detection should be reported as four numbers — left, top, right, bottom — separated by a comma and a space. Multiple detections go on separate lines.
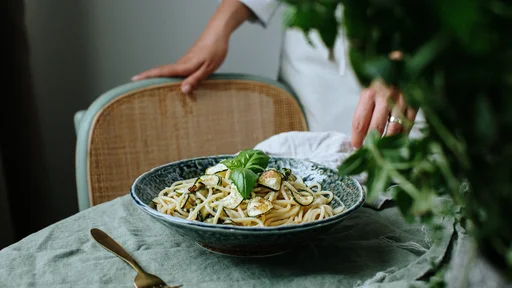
151, 163, 345, 227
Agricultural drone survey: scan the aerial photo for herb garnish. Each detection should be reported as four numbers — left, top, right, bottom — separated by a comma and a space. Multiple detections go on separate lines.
221, 149, 270, 199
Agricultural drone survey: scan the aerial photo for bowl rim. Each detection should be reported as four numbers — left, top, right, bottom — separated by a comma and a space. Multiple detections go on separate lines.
130, 154, 366, 233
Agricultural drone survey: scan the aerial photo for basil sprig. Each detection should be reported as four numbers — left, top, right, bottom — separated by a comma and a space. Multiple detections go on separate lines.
221, 149, 270, 199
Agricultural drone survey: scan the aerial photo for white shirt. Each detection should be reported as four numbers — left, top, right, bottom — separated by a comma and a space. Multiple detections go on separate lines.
239, 0, 424, 136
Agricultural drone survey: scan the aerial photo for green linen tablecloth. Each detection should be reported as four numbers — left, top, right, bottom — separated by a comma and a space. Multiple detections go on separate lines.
0, 195, 454, 288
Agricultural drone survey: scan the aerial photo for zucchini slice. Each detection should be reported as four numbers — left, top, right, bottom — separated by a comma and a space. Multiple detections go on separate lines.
200, 206, 210, 219
197, 188, 209, 199
219, 184, 244, 209
281, 168, 297, 182
188, 178, 205, 192
205, 163, 229, 175
199, 175, 222, 187
257, 170, 282, 191
179, 194, 190, 209
197, 206, 210, 222
223, 219, 235, 225
291, 190, 315, 206
213, 206, 228, 216
247, 196, 273, 217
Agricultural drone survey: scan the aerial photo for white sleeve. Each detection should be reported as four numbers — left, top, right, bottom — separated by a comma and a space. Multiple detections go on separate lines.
215, 0, 280, 27
239, 0, 280, 27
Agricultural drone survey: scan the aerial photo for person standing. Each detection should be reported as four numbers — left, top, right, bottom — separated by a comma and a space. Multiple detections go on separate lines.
132, 0, 423, 147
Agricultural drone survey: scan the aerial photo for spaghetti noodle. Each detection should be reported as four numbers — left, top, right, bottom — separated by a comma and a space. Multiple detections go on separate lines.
152, 165, 345, 227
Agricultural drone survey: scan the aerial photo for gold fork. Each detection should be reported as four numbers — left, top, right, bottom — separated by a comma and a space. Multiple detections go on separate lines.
90, 228, 182, 288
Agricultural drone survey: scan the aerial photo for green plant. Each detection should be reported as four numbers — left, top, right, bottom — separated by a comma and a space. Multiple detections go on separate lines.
282, 0, 512, 279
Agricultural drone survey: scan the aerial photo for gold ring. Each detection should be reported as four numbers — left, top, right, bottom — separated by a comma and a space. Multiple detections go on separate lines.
388, 115, 403, 125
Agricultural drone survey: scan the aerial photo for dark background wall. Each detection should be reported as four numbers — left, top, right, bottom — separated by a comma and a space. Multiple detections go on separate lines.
2, 0, 285, 249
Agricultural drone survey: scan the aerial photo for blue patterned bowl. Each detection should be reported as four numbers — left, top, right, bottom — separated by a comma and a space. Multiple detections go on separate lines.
130, 155, 365, 257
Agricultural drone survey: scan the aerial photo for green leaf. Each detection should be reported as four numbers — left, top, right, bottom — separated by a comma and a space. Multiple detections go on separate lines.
317, 7, 339, 50
366, 164, 391, 199
380, 150, 411, 170
348, 47, 372, 87
236, 149, 270, 173
474, 96, 497, 144
221, 149, 270, 199
349, 52, 403, 87
221, 149, 269, 173
282, 6, 310, 31
229, 168, 258, 200
435, 0, 490, 53
411, 190, 437, 216
406, 34, 449, 76
282, 1, 341, 52
369, 169, 390, 197
220, 158, 241, 170
338, 147, 368, 176
392, 186, 414, 218
378, 133, 409, 150
378, 134, 412, 170
364, 129, 381, 148
507, 247, 512, 268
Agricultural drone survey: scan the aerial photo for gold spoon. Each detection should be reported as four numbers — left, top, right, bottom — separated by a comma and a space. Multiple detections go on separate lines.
90, 228, 182, 288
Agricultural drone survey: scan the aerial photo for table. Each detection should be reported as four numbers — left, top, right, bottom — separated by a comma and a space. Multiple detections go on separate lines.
0, 194, 458, 288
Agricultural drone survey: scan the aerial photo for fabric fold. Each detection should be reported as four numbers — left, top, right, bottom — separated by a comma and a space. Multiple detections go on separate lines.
254, 131, 393, 209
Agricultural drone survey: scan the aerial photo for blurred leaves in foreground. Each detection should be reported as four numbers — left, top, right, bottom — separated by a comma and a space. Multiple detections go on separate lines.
283, 0, 512, 280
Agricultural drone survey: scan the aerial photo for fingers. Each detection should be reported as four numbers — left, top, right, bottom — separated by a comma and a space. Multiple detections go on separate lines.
367, 80, 393, 137
351, 80, 416, 149
385, 93, 407, 136
131, 61, 212, 94
351, 89, 376, 148
403, 107, 418, 134
131, 62, 197, 81
180, 63, 212, 94
389, 50, 404, 61
368, 93, 391, 137
132, 59, 217, 94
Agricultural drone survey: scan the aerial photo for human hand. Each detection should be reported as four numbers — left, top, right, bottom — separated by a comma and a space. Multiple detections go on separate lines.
351, 79, 417, 148
131, 0, 251, 94
131, 32, 229, 94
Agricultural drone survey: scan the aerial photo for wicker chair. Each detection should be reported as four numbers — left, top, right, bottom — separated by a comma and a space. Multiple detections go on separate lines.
74, 74, 308, 210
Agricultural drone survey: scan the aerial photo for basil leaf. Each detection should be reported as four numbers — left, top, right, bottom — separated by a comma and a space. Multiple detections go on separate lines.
220, 158, 241, 170
220, 149, 269, 199
229, 168, 258, 199
229, 149, 269, 173
220, 149, 269, 173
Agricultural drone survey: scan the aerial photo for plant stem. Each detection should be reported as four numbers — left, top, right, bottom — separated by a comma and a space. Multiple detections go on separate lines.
369, 145, 421, 199
421, 106, 470, 168
431, 143, 465, 206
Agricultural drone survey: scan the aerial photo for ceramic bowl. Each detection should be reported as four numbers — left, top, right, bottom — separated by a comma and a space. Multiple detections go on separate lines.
130, 155, 365, 257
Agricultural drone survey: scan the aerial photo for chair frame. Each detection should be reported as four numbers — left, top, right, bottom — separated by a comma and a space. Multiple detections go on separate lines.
74, 73, 307, 211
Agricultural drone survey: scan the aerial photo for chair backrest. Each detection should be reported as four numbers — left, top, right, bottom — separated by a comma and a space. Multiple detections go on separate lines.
75, 74, 308, 210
